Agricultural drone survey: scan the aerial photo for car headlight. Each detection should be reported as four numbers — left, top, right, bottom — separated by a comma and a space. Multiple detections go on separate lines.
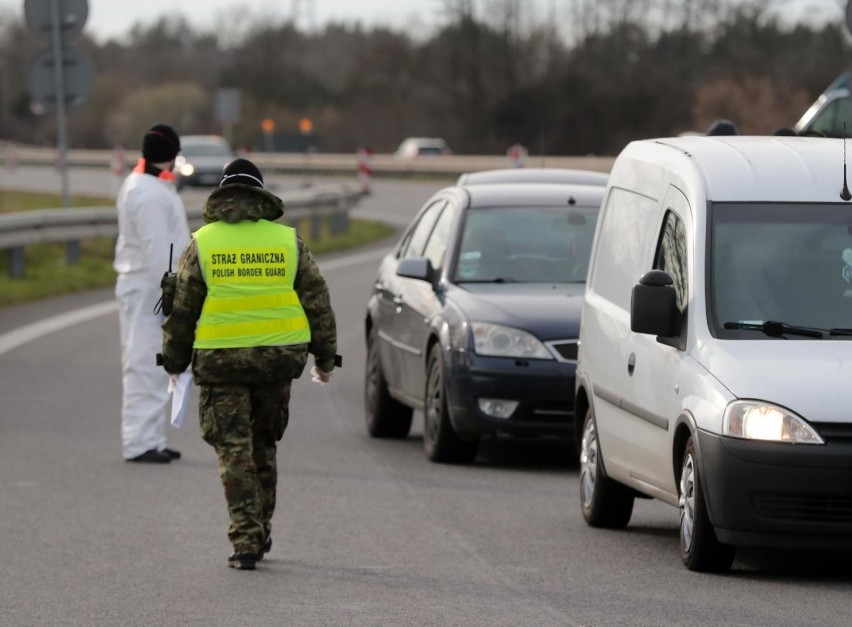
179, 163, 195, 176
723, 400, 824, 444
470, 322, 552, 359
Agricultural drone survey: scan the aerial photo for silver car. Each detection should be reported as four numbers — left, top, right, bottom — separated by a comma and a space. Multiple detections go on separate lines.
174, 135, 235, 190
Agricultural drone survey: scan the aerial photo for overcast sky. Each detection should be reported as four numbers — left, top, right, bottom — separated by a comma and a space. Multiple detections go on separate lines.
4, 0, 442, 41
0, 0, 844, 43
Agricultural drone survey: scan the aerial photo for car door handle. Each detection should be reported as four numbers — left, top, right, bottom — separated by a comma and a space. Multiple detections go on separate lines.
627, 352, 636, 376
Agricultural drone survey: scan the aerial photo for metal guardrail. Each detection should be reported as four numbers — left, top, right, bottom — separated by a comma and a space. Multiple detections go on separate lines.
2, 142, 616, 179
0, 184, 366, 278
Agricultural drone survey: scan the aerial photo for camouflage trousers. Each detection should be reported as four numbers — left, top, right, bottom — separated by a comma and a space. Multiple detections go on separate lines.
199, 382, 291, 554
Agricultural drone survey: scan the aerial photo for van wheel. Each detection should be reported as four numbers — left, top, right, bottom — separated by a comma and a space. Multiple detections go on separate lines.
364, 327, 412, 438
679, 436, 735, 572
580, 408, 634, 528
423, 344, 478, 464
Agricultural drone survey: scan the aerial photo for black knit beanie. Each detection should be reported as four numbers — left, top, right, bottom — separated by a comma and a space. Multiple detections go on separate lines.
220, 158, 264, 189
142, 124, 181, 162
705, 119, 738, 136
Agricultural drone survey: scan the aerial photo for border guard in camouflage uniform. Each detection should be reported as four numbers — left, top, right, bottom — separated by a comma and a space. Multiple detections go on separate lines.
160, 158, 337, 570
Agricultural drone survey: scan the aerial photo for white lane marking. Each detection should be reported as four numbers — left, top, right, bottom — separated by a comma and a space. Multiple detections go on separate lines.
0, 247, 390, 357
0, 301, 119, 357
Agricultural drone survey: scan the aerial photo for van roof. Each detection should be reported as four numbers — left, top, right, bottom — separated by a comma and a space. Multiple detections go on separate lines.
619, 136, 850, 203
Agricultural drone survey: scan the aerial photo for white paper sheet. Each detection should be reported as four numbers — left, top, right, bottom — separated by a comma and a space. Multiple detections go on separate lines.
169, 372, 193, 428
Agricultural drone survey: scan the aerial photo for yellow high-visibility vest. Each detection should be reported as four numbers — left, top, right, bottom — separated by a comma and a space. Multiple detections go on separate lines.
193, 220, 310, 349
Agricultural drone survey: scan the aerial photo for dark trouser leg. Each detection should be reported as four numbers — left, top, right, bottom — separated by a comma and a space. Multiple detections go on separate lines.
199, 384, 265, 554
251, 382, 291, 540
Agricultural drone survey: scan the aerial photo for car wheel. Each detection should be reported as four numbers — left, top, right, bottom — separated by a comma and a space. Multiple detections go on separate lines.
423, 343, 478, 464
679, 436, 735, 572
580, 408, 634, 528
364, 327, 412, 438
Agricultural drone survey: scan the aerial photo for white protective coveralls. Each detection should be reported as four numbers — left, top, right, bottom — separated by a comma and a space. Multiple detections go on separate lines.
114, 164, 189, 459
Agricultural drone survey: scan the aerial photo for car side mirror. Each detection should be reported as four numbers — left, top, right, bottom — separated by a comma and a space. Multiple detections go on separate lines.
397, 257, 438, 285
631, 270, 681, 339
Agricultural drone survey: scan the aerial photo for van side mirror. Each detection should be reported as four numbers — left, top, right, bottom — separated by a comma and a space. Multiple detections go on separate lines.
631, 270, 681, 338
397, 257, 438, 285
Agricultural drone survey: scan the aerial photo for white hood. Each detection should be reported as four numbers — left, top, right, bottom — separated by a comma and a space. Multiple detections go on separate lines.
696, 340, 852, 424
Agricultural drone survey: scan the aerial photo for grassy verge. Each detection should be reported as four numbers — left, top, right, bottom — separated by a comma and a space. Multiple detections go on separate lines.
0, 191, 395, 309
0, 189, 113, 213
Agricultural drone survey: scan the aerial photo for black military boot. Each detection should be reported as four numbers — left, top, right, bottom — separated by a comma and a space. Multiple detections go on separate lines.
228, 552, 259, 570
126, 449, 171, 463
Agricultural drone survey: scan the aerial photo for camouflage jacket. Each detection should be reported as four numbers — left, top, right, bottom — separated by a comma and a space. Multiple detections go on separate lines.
161, 183, 338, 385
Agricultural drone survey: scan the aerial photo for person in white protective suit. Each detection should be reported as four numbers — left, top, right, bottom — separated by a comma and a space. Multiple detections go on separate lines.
114, 124, 190, 463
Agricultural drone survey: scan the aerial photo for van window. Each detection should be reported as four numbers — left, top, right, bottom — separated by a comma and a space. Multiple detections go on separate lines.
711, 202, 852, 336
653, 210, 688, 311
590, 188, 659, 309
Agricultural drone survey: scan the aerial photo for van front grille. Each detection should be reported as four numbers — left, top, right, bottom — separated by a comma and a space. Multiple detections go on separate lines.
753, 494, 852, 523
811, 422, 852, 442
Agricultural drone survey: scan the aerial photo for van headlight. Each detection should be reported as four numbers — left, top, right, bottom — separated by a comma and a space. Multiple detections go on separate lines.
723, 400, 824, 444
470, 322, 552, 359
179, 163, 195, 176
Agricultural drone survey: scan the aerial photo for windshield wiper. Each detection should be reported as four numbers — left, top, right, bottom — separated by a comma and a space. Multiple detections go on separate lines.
458, 277, 519, 283
829, 328, 852, 336
723, 320, 825, 338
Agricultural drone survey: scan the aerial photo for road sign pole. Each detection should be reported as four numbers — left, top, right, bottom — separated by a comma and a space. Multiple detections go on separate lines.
223, 121, 233, 148
25, 0, 91, 267
48, 0, 78, 263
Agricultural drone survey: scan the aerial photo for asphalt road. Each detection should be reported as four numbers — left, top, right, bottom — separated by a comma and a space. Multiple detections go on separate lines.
1, 168, 851, 626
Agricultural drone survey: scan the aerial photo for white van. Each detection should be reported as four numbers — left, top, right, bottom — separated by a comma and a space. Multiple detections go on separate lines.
575, 135, 852, 572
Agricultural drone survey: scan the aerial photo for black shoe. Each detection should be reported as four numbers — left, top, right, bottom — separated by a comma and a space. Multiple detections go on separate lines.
257, 535, 272, 561
126, 449, 171, 463
228, 553, 259, 570
161, 448, 181, 460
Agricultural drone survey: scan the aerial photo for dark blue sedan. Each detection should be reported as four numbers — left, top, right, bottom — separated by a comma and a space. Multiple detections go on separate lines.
364, 182, 604, 463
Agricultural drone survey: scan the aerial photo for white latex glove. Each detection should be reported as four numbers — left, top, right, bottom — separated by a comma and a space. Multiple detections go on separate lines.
310, 365, 333, 385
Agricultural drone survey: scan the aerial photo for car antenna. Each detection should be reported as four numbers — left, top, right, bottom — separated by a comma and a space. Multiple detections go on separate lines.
841, 122, 851, 201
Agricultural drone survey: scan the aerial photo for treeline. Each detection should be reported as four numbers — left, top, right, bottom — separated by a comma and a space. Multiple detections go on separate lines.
0, 0, 850, 156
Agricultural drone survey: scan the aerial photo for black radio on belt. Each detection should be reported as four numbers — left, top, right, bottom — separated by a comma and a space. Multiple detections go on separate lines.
154, 243, 177, 316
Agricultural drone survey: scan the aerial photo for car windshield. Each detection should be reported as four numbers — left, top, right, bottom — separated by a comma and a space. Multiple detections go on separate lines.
711, 202, 852, 337
454, 205, 598, 283
805, 96, 852, 138
181, 143, 232, 158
